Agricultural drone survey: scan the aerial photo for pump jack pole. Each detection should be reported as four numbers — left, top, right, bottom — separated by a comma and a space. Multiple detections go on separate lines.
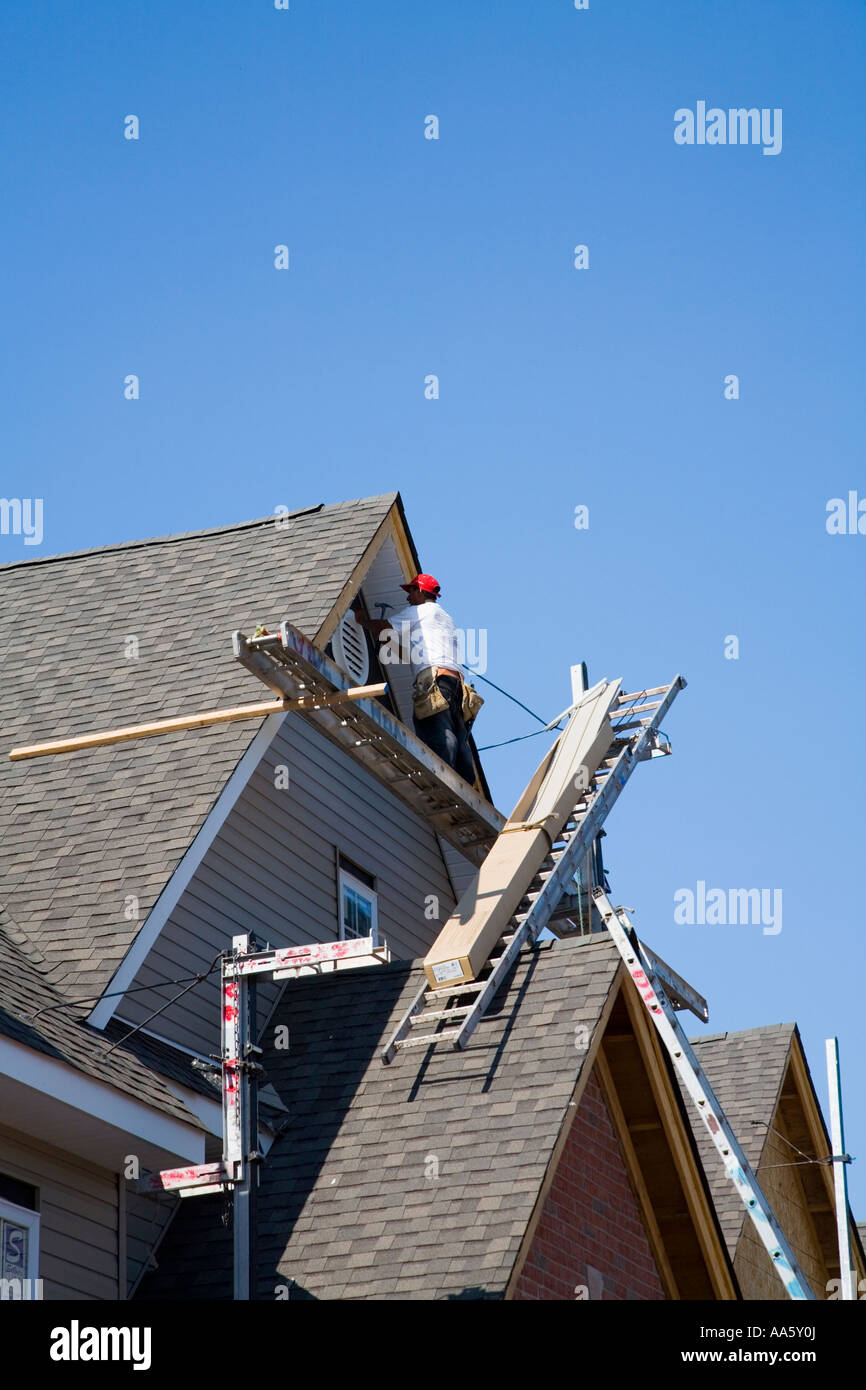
137, 933, 389, 1299
225, 936, 260, 1301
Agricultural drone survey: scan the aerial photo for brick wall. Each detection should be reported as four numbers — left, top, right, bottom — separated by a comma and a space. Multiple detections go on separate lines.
513, 1069, 666, 1300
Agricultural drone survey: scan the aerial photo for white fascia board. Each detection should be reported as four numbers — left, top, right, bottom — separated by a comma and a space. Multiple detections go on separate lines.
87, 710, 286, 1031
162, 1081, 222, 1136
0, 1034, 203, 1161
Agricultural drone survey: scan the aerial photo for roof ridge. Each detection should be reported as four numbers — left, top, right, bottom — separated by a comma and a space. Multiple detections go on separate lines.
691, 1022, 796, 1045
0, 493, 399, 573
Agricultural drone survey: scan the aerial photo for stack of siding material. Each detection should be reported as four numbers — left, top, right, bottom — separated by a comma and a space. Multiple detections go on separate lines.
423, 679, 620, 989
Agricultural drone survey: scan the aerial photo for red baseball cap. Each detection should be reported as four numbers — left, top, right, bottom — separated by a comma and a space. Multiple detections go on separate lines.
401, 573, 440, 594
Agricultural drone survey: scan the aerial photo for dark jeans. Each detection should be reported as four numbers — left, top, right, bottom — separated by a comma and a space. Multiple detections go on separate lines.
414, 674, 476, 784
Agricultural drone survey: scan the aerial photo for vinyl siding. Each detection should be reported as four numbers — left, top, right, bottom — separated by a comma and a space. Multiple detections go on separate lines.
118, 714, 458, 1055
0, 1124, 119, 1300
438, 836, 480, 902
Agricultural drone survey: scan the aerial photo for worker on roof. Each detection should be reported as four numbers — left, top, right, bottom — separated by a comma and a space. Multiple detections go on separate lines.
355, 574, 480, 784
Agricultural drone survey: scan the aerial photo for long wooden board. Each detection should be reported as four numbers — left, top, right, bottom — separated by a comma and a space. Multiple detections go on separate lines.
8, 684, 387, 760
423, 679, 621, 989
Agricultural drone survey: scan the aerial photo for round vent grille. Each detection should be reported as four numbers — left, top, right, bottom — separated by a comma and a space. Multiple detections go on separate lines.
332, 610, 370, 685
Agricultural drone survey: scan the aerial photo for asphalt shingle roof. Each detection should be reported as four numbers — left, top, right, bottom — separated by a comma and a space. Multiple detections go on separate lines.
0, 913, 207, 1130
136, 934, 624, 1301
0, 495, 397, 1006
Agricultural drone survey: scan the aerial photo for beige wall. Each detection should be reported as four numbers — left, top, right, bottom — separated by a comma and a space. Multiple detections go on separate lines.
119, 714, 458, 1055
0, 1123, 119, 1300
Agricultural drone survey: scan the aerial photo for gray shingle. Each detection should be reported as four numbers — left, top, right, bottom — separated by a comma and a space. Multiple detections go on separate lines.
0, 495, 397, 1006
137, 934, 623, 1301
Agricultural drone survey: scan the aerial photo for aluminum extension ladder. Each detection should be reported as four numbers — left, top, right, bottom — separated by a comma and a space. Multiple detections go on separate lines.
382, 676, 686, 1061
593, 888, 815, 1301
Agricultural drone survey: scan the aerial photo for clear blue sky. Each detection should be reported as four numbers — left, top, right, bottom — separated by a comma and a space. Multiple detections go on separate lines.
2, 2, 865, 1214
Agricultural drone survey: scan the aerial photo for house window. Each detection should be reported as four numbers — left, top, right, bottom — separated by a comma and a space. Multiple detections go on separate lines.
338, 856, 378, 945
0, 1197, 40, 1284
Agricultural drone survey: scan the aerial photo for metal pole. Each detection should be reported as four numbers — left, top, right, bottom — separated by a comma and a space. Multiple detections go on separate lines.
825, 1037, 855, 1301
222, 942, 245, 1298
227, 934, 260, 1301
570, 662, 588, 701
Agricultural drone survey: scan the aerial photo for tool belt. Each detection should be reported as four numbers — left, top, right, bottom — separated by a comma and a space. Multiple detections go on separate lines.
461, 680, 484, 727
413, 668, 450, 720
413, 667, 485, 726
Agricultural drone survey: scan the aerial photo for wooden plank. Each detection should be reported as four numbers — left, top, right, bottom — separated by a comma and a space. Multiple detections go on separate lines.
8, 685, 388, 761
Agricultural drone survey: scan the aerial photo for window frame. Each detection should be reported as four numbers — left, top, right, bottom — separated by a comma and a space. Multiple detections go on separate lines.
0, 1197, 40, 1283
337, 865, 379, 947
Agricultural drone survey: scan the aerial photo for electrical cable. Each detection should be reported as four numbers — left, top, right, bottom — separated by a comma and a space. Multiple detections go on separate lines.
103, 953, 223, 1058
29, 963, 226, 1020
468, 670, 550, 727
477, 725, 556, 752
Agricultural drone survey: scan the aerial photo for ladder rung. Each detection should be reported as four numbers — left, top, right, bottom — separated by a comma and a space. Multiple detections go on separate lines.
396, 1028, 462, 1049
616, 685, 668, 701
425, 982, 483, 1001
611, 699, 662, 717
410, 1005, 473, 1025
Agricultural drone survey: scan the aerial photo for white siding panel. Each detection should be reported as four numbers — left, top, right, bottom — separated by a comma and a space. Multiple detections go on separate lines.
438, 836, 480, 902
0, 1124, 119, 1300
119, 715, 457, 1055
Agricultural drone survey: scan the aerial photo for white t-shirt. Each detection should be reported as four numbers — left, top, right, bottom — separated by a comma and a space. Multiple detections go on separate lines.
383, 603, 463, 677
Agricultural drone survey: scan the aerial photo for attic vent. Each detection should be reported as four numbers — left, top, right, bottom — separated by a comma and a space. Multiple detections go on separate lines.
331, 610, 370, 685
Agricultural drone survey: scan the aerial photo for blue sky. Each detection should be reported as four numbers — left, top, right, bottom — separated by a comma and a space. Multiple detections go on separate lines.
2, 2, 865, 1215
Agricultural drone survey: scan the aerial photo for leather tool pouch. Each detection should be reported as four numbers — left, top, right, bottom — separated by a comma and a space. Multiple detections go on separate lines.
413, 668, 449, 721
461, 681, 484, 726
